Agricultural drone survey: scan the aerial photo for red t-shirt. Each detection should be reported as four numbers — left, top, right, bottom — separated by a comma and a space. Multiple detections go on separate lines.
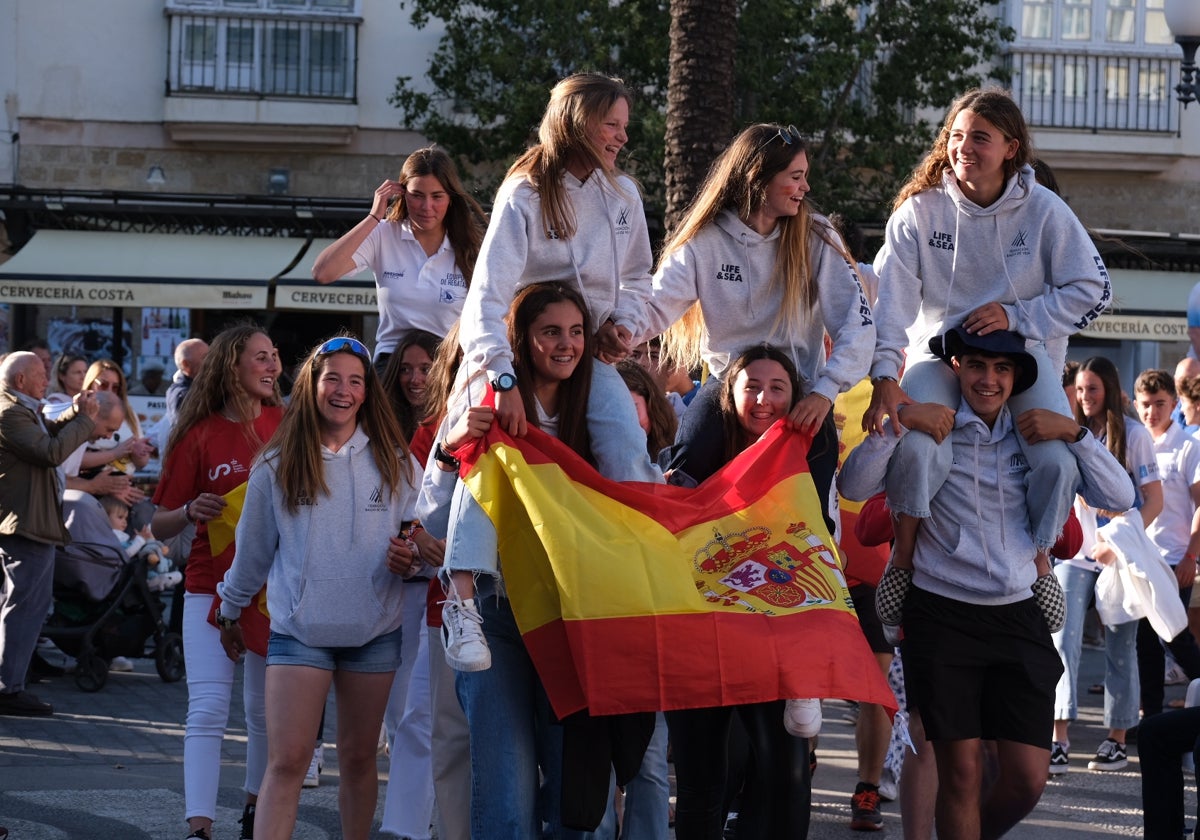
153, 406, 284, 595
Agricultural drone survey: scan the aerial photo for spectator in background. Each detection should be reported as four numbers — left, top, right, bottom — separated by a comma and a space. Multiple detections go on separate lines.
1133, 369, 1200, 719
1174, 357, 1200, 430
1180, 376, 1200, 435
44, 354, 88, 417
129, 361, 167, 397
0, 352, 99, 717
19, 340, 53, 382
165, 339, 210, 431
80, 360, 152, 479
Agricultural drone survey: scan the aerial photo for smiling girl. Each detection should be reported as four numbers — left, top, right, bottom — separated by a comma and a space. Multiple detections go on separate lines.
216, 335, 419, 840
863, 88, 1112, 628
665, 345, 819, 840
424, 282, 658, 838
640, 123, 875, 526
456, 72, 660, 484
151, 324, 284, 840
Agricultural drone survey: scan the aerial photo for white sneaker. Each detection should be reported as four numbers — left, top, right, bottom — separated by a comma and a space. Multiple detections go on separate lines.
303, 745, 323, 788
783, 698, 822, 738
442, 596, 492, 672
109, 656, 134, 672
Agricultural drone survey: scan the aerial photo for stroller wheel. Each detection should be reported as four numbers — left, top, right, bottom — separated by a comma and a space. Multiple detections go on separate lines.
155, 632, 185, 683
75, 652, 109, 692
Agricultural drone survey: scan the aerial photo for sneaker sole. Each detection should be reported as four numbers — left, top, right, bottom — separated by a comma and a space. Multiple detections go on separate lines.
445, 651, 493, 672
1048, 764, 1069, 775
1087, 760, 1128, 771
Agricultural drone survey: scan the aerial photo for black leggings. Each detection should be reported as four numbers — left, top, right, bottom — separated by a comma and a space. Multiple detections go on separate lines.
666, 701, 812, 839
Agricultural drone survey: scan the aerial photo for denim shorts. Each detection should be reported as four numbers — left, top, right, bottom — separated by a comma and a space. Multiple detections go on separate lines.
266, 625, 403, 673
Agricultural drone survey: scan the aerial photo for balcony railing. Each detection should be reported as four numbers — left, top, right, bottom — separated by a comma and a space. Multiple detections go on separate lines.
166, 12, 358, 101
1003, 49, 1180, 134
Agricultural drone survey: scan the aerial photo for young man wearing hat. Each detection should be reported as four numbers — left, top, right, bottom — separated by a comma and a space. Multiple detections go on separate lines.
839, 325, 1134, 839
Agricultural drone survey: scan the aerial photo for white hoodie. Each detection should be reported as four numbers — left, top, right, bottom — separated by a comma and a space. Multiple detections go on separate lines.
218, 427, 419, 649
871, 165, 1111, 380
632, 210, 875, 399
459, 172, 654, 380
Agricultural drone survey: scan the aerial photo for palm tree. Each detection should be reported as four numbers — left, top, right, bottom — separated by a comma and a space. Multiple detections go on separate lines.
663, 0, 738, 233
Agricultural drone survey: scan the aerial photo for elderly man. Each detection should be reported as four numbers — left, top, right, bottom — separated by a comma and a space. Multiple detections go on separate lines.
164, 338, 208, 432
0, 351, 98, 717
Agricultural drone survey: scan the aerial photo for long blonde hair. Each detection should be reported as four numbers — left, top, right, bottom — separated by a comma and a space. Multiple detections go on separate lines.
507, 72, 633, 240
892, 87, 1034, 213
264, 337, 411, 514
659, 124, 845, 372
82, 359, 141, 437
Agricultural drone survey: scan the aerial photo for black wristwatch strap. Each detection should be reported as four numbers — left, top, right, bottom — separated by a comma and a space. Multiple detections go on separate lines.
434, 442, 461, 470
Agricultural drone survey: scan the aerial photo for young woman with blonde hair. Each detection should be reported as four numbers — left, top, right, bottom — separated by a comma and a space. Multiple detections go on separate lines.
456, 71, 660, 479
216, 335, 420, 840
636, 123, 875, 514
80, 359, 153, 475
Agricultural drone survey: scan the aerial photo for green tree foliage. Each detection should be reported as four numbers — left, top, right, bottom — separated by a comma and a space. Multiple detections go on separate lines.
389, 0, 670, 201
392, 0, 1012, 222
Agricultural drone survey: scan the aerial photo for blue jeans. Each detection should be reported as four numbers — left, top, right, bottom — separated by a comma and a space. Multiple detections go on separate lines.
456, 594, 601, 840
1052, 562, 1139, 729
890, 348, 1077, 550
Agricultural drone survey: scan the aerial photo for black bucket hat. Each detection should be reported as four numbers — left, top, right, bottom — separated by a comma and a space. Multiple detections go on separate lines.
928, 325, 1038, 395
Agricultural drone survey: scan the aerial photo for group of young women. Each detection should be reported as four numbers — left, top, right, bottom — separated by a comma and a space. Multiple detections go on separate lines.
156, 70, 1114, 840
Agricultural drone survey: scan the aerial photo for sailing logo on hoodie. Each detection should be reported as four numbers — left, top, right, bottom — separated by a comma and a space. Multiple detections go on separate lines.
928, 231, 955, 251
716, 263, 744, 283
1006, 229, 1031, 259
366, 485, 389, 513
615, 207, 631, 236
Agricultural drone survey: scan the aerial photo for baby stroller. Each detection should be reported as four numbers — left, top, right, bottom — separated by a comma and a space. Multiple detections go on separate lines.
41, 490, 185, 692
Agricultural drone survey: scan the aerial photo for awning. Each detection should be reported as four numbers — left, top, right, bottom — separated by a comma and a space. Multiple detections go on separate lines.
0, 230, 303, 309
273, 238, 378, 313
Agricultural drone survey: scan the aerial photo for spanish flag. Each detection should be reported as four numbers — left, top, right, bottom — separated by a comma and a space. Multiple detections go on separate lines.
455, 421, 897, 719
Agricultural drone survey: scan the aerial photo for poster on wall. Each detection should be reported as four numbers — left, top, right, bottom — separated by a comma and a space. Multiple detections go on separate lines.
47, 318, 135, 373
141, 307, 189, 363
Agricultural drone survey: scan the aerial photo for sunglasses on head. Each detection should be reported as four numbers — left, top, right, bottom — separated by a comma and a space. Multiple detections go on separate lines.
762, 124, 801, 150
317, 337, 371, 360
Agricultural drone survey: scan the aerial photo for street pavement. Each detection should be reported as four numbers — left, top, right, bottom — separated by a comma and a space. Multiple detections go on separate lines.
0, 640, 1187, 838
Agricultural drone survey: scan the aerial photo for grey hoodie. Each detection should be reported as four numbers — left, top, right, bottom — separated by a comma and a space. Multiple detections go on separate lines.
870, 165, 1110, 381
459, 172, 654, 381
218, 426, 419, 649
632, 210, 874, 399
839, 402, 1135, 605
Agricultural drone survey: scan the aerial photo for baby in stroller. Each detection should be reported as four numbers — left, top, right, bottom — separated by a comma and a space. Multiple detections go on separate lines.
42, 490, 185, 691
99, 495, 182, 592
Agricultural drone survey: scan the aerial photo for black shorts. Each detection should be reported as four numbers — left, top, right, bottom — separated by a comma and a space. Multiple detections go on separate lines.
901, 586, 1063, 747
849, 583, 892, 655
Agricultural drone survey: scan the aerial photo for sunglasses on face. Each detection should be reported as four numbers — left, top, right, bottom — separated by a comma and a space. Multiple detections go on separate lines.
317, 336, 371, 361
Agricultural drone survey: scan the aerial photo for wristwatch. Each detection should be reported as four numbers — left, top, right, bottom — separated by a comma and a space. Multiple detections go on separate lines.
215, 612, 239, 631
870, 375, 897, 385
433, 442, 461, 471
1074, 426, 1088, 443
490, 372, 517, 392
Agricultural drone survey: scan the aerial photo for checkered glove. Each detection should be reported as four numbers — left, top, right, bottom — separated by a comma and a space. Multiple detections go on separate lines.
875, 565, 913, 627
1031, 572, 1066, 632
